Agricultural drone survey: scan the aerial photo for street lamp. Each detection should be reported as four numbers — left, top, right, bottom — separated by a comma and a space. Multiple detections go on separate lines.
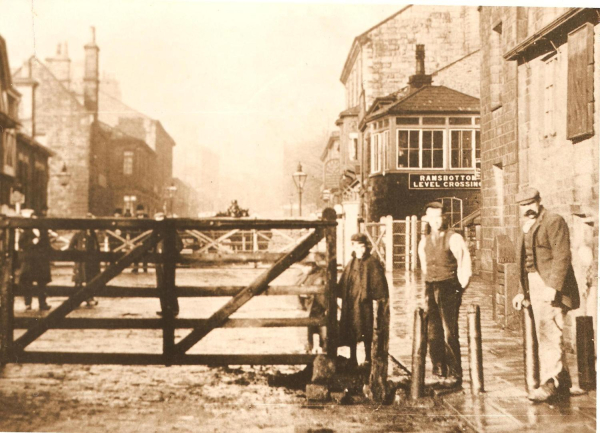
292, 162, 307, 217
166, 183, 177, 217
55, 162, 71, 187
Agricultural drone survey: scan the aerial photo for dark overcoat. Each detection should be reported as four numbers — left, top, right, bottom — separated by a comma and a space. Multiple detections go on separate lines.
69, 230, 101, 285
516, 207, 580, 310
336, 250, 389, 345
18, 228, 52, 286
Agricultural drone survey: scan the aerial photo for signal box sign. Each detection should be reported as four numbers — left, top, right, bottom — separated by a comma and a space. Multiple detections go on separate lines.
409, 174, 481, 189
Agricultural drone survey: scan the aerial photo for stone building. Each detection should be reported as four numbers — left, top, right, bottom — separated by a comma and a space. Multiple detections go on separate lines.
479, 7, 599, 341
12, 29, 175, 217
335, 5, 481, 222
319, 131, 343, 206
0, 35, 52, 215
360, 45, 481, 222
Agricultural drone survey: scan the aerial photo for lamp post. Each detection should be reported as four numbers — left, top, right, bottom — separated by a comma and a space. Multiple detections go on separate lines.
166, 183, 177, 217
56, 162, 71, 187
292, 162, 307, 217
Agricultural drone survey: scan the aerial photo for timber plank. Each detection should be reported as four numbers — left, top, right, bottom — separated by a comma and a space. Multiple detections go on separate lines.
14, 352, 317, 365
4, 218, 335, 231
26, 285, 325, 298
14, 317, 325, 329
174, 229, 322, 354
12, 231, 160, 352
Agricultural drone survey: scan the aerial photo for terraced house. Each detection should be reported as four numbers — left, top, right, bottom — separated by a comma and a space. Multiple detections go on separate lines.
479, 7, 599, 343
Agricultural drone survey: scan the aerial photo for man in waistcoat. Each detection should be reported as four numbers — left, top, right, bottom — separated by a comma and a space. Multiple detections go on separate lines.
418, 201, 472, 388
512, 187, 579, 402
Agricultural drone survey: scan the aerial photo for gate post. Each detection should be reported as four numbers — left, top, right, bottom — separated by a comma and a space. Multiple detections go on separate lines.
322, 208, 337, 359
384, 216, 393, 273
410, 216, 418, 271
0, 226, 15, 366
405, 216, 410, 271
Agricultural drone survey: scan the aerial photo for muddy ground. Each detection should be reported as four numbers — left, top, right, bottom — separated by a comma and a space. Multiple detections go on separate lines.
0, 266, 472, 432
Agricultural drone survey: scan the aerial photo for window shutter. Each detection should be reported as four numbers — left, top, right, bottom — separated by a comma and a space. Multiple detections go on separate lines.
567, 22, 594, 141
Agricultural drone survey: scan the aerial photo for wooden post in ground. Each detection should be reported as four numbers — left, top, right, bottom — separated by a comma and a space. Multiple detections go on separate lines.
410, 307, 427, 399
0, 227, 15, 366
322, 208, 338, 359
522, 301, 539, 394
467, 304, 484, 395
369, 298, 390, 402
161, 221, 178, 363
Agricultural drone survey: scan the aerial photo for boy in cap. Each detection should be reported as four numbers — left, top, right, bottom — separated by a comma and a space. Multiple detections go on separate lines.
337, 233, 389, 367
418, 201, 471, 388
512, 187, 579, 402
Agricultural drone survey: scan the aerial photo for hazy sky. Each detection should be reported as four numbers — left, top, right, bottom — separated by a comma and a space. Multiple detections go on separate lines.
1, 0, 404, 213
2, 0, 590, 214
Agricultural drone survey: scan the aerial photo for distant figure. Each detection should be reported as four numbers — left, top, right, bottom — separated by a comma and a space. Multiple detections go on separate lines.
18, 211, 52, 311
337, 233, 389, 367
132, 204, 149, 274
418, 201, 471, 389
297, 253, 327, 353
69, 224, 100, 307
108, 208, 124, 265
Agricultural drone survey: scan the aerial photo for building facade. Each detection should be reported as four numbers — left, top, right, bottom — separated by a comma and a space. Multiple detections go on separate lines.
12, 29, 175, 217
479, 7, 599, 342
361, 46, 481, 222
335, 5, 481, 222
1, 35, 52, 215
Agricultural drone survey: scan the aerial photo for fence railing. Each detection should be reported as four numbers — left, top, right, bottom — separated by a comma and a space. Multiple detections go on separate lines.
0, 211, 338, 367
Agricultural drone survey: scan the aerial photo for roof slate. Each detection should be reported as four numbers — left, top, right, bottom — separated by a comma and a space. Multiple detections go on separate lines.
366, 85, 480, 123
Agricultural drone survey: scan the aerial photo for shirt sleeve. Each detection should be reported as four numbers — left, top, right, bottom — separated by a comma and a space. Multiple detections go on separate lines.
449, 233, 472, 288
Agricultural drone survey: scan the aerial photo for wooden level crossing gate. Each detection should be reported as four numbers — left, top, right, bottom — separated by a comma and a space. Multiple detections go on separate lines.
0, 209, 338, 367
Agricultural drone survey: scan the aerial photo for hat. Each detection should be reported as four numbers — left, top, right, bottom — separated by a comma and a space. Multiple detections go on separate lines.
350, 233, 369, 245
515, 187, 540, 205
424, 201, 444, 211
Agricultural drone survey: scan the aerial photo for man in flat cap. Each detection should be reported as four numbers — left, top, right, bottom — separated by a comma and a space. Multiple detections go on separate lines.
418, 201, 472, 388
337, 232, 389, 368
512, 187, 579, 402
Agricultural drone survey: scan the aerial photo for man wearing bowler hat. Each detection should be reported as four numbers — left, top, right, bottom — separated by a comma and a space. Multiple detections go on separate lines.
512, 187, 579, 402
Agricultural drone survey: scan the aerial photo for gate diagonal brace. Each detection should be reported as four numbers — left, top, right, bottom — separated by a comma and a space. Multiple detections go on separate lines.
173, 228, 322, 355
12, 230, 161, 356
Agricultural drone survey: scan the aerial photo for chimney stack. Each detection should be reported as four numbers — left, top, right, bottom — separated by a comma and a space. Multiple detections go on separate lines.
83, 27, 100, 118
408, 44, 432, 89
45, 41, 71, 89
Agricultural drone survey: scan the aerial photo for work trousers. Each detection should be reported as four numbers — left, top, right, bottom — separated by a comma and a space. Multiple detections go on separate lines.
528, 272, 569, 386
425, 278, 463, 379
22, 280, 47, 307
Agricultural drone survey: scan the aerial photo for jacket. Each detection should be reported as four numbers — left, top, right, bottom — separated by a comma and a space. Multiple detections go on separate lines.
516, 207, 580, 310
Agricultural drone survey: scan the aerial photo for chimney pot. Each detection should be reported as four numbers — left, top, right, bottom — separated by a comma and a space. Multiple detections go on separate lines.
415, 44, 425, 76
408, 44, 432, 89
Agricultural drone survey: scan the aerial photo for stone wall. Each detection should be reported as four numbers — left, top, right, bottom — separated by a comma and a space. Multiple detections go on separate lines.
360, 5, 480, 110
432, 50, 481, 98
26, 59, 92, 217
480, 7, 599, 345
478, 7, 521, 281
